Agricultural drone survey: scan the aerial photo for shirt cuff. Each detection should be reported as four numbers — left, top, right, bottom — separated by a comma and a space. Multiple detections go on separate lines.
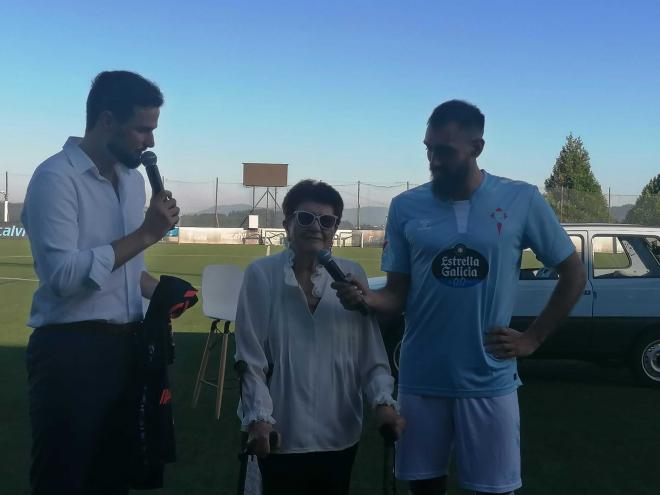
371, 394, 399, 414
89, 245, 115, 289
366, 373, 398, 411
240, 409, 277, 428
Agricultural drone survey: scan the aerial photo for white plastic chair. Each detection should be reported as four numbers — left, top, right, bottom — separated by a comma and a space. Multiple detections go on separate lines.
192, 264, 245, 420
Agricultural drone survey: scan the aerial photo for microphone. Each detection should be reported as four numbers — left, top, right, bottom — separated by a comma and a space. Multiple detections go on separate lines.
317, 249, 369, 316
140, 151, 163, 195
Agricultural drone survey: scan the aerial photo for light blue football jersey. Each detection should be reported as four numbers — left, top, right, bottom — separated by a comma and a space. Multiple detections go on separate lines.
382, 171, 575, 397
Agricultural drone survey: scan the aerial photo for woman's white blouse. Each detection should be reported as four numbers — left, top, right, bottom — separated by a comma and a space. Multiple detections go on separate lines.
235, 249, 396, 453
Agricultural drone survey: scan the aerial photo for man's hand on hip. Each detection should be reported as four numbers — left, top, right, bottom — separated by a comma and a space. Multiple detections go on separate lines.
484, 326, 541, 359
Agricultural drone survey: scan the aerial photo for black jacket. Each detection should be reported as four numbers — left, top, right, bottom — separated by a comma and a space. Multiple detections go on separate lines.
130, 275, 198, 489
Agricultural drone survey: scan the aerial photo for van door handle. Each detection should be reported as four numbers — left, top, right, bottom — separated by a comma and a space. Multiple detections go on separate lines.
584, 290, 591, 295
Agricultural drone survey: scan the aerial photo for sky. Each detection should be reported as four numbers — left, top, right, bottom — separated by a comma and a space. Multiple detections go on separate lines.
1, 0, 659, 208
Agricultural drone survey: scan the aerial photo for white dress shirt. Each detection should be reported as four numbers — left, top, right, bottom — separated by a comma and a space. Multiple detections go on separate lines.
235, 249, 396, 454
22, 137, 147, 327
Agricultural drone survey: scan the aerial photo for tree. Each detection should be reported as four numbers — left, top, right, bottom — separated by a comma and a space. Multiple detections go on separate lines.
624, 174, 660, 226
544, 133, 609, 222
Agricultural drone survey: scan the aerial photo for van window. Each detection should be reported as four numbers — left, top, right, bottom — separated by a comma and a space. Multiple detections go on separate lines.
593, 235, 660, 278
519, 235, 583, 280
648, 237, 660, 265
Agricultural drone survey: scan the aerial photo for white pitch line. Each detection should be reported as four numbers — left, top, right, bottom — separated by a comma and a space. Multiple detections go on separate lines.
147, 254, 379, 261
0, 276, 38, 282
148, 254, 273, 258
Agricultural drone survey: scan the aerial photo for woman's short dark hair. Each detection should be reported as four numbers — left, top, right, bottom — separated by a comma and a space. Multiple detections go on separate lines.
86, 71, 164, 131
282, 180, 344, 219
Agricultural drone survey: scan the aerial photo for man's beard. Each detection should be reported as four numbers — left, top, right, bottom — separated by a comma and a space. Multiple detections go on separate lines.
431, 163, 470, 199
107, 140, 141, 169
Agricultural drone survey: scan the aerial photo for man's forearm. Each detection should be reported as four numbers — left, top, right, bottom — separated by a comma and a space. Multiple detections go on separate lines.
526, 263, 586, 346
111, 227, 155, 271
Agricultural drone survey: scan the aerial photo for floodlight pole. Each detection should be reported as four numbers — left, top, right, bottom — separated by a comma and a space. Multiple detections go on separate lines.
357, 181, 361, 229
266, 187, 270, 228
214, 177, 220, 228
1, 193, 7, 223
1, 171, 7, 223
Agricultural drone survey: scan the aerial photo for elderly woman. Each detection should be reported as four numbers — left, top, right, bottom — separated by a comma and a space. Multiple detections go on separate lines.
235, 179, 404, 495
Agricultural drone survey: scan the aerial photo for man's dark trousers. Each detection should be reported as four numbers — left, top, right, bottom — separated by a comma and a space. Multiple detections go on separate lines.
27, 323, 138, 495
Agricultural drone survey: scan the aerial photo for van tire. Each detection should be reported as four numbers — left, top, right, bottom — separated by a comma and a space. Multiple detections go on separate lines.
629, 328, 660, 388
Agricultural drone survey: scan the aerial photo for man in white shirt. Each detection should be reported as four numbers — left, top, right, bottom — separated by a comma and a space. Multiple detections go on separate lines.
22, 71, 179, 495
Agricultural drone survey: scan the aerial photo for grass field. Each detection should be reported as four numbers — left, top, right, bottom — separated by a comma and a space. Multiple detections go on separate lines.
1, 239, 658, 494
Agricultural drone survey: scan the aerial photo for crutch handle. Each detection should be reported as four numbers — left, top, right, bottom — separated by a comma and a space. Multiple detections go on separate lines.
245, 430, 281, 456
234, 360, 248, 375
379, 424, 398, 446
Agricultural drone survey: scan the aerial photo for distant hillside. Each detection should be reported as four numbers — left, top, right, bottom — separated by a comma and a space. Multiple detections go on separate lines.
609, 204, 634, 222
195, 204, 253, 215
184, 204, 389, 228
341, 206, 388, 227
7, 201, 390, 229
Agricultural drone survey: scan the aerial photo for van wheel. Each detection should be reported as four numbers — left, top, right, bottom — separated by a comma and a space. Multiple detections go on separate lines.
630, 329, 660, 388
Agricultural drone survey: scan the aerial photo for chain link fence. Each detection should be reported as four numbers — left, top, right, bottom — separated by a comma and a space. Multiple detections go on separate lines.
543, 187, 659, 225
2, 171, 659, 228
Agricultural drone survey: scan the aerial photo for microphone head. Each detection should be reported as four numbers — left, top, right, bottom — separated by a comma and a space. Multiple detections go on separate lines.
140, 151, 158, 167
316, 249, 332, 266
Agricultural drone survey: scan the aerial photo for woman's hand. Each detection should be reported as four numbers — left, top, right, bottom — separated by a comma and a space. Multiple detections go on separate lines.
375, 404, 406, 441
247, 420, 277, 458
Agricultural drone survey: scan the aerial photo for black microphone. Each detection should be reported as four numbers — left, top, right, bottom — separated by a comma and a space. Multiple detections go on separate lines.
317, 249, 369, 316
140, 151, 163, 195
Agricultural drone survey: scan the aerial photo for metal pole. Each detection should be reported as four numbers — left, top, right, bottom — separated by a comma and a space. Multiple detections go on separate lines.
406, 181, 409, 191
3, 171, 7, 223
608, 187, 611, 223
357, 181, 361, 229
214, 177, 220, 228
560, 184, 564, 222
266, 187, 270, 228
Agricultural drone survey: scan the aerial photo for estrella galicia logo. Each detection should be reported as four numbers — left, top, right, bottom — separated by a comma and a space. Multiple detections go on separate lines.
432, 244, 489, 288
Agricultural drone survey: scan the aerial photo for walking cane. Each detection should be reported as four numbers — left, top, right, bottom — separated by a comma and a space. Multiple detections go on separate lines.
237, 431, 280, 495
235, 360, 278, 495
379, 424, 397, 495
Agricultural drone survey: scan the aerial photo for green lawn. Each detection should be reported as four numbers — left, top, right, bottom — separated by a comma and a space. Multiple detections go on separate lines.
0, 240, 658, 494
